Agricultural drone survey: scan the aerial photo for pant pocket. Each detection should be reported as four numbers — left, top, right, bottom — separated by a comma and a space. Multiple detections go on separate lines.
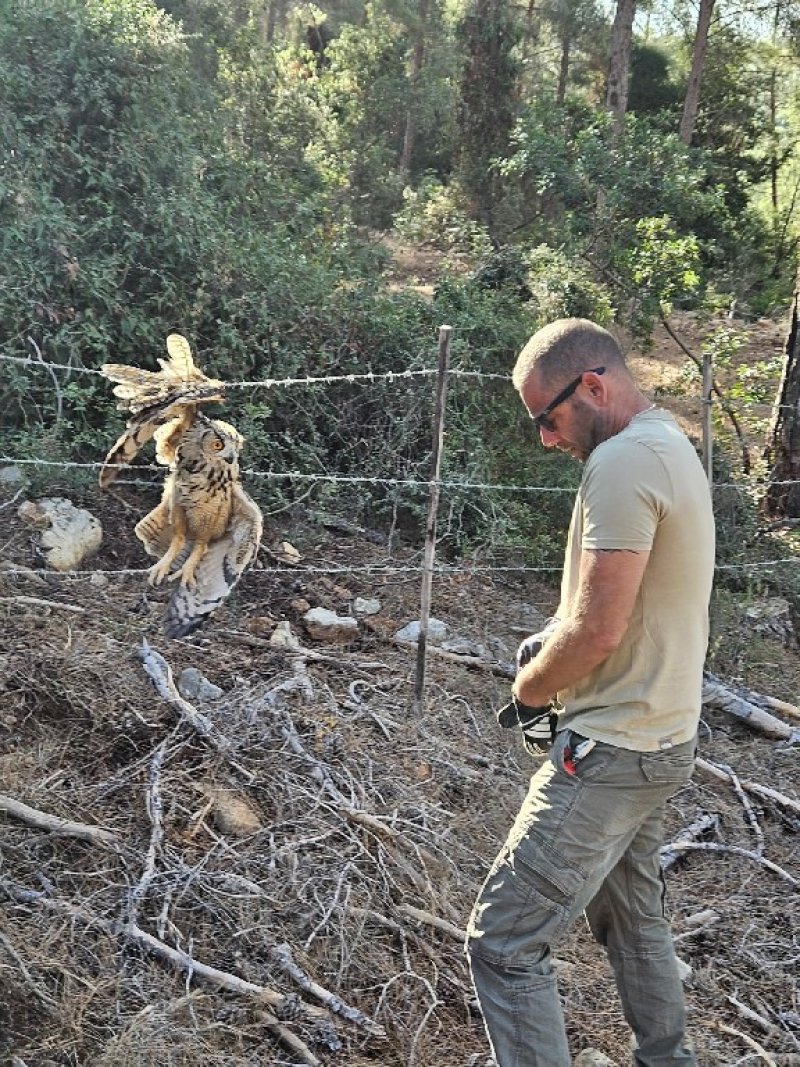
639, 752, 695, 783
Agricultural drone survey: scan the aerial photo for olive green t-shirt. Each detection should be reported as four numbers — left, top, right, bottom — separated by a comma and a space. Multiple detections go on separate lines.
556, 408, 715, 752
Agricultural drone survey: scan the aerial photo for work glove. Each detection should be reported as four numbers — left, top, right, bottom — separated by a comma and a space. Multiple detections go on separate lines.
516, 616, 560, 670
496, 694, 558, 755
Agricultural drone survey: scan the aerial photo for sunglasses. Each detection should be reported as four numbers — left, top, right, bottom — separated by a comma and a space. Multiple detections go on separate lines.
530, 366, 605, 432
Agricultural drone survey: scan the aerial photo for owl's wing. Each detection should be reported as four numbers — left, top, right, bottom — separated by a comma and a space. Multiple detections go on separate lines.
99, 336, 224, 487
162, 486, 263, 639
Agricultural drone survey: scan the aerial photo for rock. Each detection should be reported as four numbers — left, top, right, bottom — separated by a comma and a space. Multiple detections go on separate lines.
89, 572, 108, 588
290, 597, 311, 613
270, 620, 302, 651
745, 597, 794, 642
247, 615, 275, 635
303, 607, 358, 644
275, 540, 302, 565
574, 1050, 619, 1067
203, 788, 262, 836
395, 618, 448, 645
0, 464, 27, 487
675, 955, 693, 983
18, 497, 102, 571
178, 667, 223, 702
441, 637, 489, 658
353, 596, 381, 616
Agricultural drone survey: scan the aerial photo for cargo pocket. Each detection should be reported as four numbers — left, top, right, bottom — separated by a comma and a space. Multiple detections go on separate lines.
639, 751, 695, 783
504, 833, 587, 949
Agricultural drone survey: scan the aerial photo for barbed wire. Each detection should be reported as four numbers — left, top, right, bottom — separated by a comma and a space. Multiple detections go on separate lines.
2, 456, 800, 492
0, 351, 510, 386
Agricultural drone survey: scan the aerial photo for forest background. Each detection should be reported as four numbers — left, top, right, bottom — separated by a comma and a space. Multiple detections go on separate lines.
2, 0, 800, 572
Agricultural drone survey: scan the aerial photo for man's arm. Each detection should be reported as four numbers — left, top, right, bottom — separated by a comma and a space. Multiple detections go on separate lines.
512, 547, 650, 707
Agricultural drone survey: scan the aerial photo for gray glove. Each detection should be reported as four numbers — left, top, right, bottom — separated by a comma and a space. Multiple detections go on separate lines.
516, 616, 560, 670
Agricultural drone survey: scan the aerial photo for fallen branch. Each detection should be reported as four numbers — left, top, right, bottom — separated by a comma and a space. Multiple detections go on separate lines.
702, 672, 799, 741
128, 741, 166, 922
716, 762, 764, 853
661, 841, 797, 885
711, 1020, 777, 1067
696, 757, 800, 819
397, 903, 467, 943
727, 993, 780, 1035
660, 813, 720, 870
0, 794, 118, 847
0, 595, 85, 613
138, 640, 254, 783
269, 942, 386, 1038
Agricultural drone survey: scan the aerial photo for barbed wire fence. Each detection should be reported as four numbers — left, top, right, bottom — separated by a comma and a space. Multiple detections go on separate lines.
0, 338, 798, 592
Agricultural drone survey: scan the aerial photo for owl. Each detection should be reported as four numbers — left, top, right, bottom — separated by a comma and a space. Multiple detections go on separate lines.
135, 412, 263, 638
99, 333, 225, 488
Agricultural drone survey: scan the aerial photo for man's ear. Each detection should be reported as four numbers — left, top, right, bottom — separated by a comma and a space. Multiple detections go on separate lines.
584, 371, 607, 400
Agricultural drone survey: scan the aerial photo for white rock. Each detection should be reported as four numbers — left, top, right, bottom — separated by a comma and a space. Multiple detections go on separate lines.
395, 618, 448, 645
303, 607, 358, 644
269, 620, 302, 651
179, 667, 223, 702
441, 637, 489, 658
18, 497, 102, 571
89, 572, 108, 588
353, 596, 381, 616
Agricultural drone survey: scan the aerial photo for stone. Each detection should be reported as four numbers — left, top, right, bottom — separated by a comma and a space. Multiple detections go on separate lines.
0, 465, 27, 486
290, 597, 311, 613
441, 637, 489, 658
178, 667, 223, 702
675, 955, 693, 983
574, 1050, 619, 1067
269, 620, 302, 651
18, 497, 102, 571
89, 572, 108, 588
395, 618, 448, 645
303, 607, 358, 644
204, 789, 262, 836
353, 596, 381, 616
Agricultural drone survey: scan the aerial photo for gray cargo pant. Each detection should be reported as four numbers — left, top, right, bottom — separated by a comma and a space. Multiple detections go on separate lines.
466, 730, 698, 1067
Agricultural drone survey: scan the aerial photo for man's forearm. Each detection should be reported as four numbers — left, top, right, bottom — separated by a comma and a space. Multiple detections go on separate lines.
512, 618, 616, 707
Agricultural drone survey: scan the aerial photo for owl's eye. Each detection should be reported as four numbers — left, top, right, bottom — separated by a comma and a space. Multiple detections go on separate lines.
211, 438, 225, 451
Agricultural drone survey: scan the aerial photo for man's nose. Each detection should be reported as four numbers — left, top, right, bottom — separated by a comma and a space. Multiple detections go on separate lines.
540, 426, 560, 448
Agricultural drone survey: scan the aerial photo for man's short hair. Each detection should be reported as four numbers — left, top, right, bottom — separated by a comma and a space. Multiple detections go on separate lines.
512, 318, 627, 392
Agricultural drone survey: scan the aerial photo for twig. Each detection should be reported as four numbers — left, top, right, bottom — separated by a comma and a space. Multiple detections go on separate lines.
397, 903, 467, 943
661, 841, 797, 884
0, 793, 118, 846
268, 942, 386, 1038
716, 762, 765, 853
712, 1021, 778, 1067
0, 930, 58, 1012
128, 741, 166, 921
138, 640, 254, 782
0, 486, 26, 511
0, 595, 85, 613
727, 994, 780, 1035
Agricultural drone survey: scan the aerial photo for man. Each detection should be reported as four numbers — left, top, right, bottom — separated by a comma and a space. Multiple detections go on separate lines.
466, 318, 715, 1067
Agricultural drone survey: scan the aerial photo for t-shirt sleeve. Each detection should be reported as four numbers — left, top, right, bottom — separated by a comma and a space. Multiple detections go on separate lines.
580, 439, 670, 551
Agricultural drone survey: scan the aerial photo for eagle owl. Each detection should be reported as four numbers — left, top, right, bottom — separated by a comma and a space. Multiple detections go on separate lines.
134, 412, 263, 638
99, 334, 224, 488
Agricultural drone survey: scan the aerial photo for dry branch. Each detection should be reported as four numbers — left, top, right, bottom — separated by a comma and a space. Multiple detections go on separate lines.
660, 813, 720, 870
696, 757, 800, 818
663, 842, 797, 884
0, 595, 85, 613
702, 673, 799, 741
398, 903, 467, 943
711, 1020, 778, 1067
0, 793, 118, 846
269, 942, 386, 1038
138, 640, 254, 782
128, 741, 166, 922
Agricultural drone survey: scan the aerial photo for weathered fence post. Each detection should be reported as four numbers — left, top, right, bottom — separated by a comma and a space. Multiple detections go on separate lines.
413, 325, 452, 716
702, 346, 713, 488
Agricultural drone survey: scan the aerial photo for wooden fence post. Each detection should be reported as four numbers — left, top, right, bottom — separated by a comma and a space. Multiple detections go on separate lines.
413, 325, 452, 716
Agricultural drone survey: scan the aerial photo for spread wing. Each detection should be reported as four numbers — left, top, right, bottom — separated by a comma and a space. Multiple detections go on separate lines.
98, 334, 224, 487
162, 486, 263, 639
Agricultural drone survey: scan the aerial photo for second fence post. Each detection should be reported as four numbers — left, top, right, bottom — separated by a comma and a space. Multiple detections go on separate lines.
413, 325, 452, 717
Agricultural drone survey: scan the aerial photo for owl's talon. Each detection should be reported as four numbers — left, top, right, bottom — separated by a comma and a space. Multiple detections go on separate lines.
148, 562, 171, 586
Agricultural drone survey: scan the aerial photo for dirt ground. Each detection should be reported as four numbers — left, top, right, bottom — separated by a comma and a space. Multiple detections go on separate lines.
1, 297, 799, 1066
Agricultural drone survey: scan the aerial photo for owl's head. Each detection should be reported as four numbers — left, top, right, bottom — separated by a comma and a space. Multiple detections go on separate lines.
182, 414, 244, 467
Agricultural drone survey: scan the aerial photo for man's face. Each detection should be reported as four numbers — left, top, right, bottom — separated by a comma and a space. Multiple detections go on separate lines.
520, 370, 604, 462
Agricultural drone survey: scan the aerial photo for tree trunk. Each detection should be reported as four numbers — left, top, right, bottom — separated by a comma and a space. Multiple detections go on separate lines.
605, 0, 636, 136
555, 33, 571, 106
679, 0, 715, 145
400, 0, 431, 175
764, 274, 800, 517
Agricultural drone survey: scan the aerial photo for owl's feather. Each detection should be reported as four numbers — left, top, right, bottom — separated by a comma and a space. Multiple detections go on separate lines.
99, 334, 224, 487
